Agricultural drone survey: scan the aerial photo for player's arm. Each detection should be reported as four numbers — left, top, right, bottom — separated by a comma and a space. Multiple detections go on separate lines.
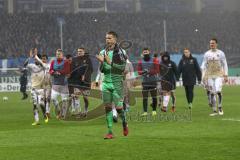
201, 53, 207, 81
96, 50, 104, 63
87, 56, 93, 74
34, 54, 48, 69
111, 61, 126, 71
149, 58, 159, 75
221, 52, 228, 82
194, 58, 202, 84
82, 56, 94, 81
129, 60, 135, 78
178, 59, 183, 77
95, 69, 102, 87
172, 62, 179, 81
137, 60, 144, 75
24, 49, 34, 67
110, 50, 127, 71
59, 60, 70, 75
49, 60, 56, 75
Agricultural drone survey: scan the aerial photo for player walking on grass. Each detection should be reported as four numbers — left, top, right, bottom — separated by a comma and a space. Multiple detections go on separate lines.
160, 52, 179, 112
96, 31, 128, 139
49, 49, 70, 119
69, 47, 93, 116
24, 48, 48, 125
178, 48, 202, 109
19, 67, 28, 100
34, 54, 52, 122
201, 38, 228, 116
137, 48, 159, 116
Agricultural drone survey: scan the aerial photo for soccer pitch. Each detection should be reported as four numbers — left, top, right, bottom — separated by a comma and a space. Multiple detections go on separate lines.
0, 86, 239, 160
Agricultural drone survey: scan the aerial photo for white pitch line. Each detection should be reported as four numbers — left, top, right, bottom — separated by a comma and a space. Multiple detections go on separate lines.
222, 118, 240, 122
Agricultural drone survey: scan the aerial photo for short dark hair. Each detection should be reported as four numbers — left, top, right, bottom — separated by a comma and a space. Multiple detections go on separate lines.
42, 54, 48, 60
107, 31, 118, 39
56, 49, 63, 53
37, 54, 42, 59
78, 47, 85, 51
143, 47, 149, 51
211, 38, 218, 43
65, 54, 72, 59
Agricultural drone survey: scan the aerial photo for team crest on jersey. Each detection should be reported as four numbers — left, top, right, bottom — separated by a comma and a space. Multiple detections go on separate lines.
83, 60, 86, 63
190, 59, 194, 64
168, 63, 172, 67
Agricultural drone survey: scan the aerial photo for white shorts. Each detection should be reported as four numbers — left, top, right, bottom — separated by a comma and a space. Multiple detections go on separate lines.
207, 77, 223, 93
51, 88, 69, 100
44, 88, 51, 100
31, 88, 44, 105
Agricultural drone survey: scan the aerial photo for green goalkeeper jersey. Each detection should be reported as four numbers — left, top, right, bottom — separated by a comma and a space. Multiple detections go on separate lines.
100, 49, 126, 83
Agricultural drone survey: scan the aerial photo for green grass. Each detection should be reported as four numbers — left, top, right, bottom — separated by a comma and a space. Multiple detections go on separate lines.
0, 86, 240, 160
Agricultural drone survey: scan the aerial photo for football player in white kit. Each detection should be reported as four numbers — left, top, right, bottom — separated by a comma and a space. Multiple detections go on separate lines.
24, 48, 48, 125
35, 54, 51, 121
201, 38, 228, 116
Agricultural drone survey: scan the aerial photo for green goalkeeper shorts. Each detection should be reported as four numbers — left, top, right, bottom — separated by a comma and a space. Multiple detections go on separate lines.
102, 81, 124, 107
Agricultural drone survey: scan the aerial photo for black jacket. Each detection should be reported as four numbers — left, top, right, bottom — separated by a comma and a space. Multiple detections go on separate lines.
19, 69, 28, 86
69, 54, 93, 88
178, 55, 201, 86
160, 53, 179, 85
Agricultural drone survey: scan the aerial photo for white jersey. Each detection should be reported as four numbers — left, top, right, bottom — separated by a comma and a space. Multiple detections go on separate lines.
124, 59, 135, 80
35, 55, 51, 88
201, 49, 228, 78
26, 63, 45, 89
95, 70, 103, 83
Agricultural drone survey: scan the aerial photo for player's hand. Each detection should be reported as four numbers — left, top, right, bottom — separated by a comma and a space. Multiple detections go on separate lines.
224, 75, 228, 83
53, 71, 61, 75
142, 69, 149, 75
66, 74, 71, 78
123, 70, 129, 75
96, 54, 104, 63
104, 55, 111, 65
29, 49, 33, 58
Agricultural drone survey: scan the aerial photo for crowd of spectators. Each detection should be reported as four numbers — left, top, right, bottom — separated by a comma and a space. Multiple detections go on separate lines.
0, 12, 239, 63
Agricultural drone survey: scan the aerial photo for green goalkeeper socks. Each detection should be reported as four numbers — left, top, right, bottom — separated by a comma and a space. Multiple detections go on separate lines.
106, 111, 113, 134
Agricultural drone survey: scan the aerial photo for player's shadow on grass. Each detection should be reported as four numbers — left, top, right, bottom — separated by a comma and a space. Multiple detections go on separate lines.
60, 88, 192, 122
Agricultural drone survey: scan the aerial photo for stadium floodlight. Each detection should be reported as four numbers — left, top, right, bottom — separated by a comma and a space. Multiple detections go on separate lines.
57, 17, 65, 50
163, 20, 167, 51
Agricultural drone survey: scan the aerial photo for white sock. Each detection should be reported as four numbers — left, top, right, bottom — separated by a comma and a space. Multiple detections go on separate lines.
163, 95, 170, 109
211, 95, 217, 112
53, 99, 59, 110
61, 100, 68, 117
34, 108, 39, 122
46, 101, 50, 113
125, 104, 130, 111
71, 99, 76, 111
75, 99, 80, 112
112, 106, 118, 117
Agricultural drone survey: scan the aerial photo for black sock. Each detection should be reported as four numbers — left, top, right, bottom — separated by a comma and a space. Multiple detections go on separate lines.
217, 92, 222, 108
171, 93, 176, 106
83, 97, 89, 112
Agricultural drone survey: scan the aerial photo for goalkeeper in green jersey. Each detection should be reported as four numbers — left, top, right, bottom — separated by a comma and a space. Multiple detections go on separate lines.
96, 31, 128, 139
